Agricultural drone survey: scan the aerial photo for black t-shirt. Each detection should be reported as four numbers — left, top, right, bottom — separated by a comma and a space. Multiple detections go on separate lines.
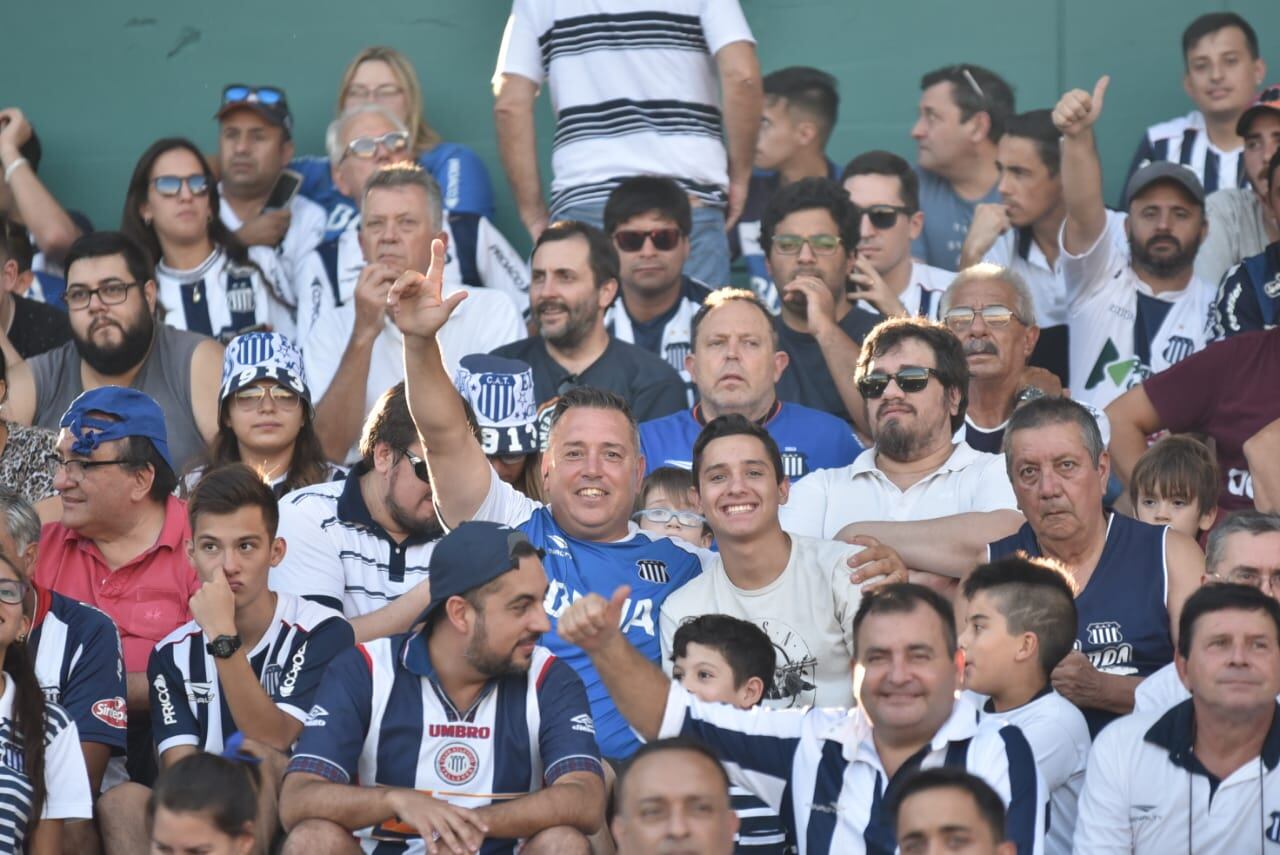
491, 336, 688, 422
963, 419, 1006, 454
9, 295, 71, 359
774, 308, 881, 422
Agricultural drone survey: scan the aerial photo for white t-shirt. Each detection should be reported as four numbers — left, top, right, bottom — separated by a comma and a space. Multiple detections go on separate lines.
1059, 212, 1215, 410
218, 189, 327, 290
1132, 661, 1188, 713
982, 228, 1071, 327
156, 246, 295, 341
1195, 187, 1275, 289
778, 442, 1019, 539
493, 0, 755, 212
660, 533, 862, 710
855, 261, 953, 321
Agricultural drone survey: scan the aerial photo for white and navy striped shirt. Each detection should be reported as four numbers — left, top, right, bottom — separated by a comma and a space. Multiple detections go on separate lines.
494, 0, 755, 213
1127, 110, 1247, 195
270, 465, 439, 617
156, 246, 295, 342
148, 592, 352, 756
0, 678, 91, 850
287, 634, 604, 855
657, 684, 1045, 855
606, 275, 712, 404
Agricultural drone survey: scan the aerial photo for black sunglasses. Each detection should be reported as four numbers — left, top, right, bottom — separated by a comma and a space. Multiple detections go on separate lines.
856, 205, 913, 230
857, 366, 941, 399
400, 449, 430, 484
613, 228, 682, 252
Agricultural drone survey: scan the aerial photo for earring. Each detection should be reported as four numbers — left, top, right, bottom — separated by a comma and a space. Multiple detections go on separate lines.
143, 216, 152, 227
15, 634, 24, 644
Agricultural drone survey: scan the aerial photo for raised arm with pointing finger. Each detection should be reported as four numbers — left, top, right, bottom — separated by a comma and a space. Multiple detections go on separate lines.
1054, 77, 1111, 255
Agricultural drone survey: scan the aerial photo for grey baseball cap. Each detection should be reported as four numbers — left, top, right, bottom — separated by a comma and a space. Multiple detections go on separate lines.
1124, 161, 1205, 208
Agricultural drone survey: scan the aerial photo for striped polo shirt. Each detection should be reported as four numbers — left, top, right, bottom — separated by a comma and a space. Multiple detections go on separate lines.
1126, 110, 1247, 195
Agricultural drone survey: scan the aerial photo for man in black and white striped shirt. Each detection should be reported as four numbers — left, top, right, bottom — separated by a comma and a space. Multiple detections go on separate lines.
1124, 12, 1266, 194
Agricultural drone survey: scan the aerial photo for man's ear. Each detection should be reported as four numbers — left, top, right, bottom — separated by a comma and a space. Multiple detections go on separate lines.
967, 110, 992, 144
270, 536, 287, 567
444, 595, 474, 634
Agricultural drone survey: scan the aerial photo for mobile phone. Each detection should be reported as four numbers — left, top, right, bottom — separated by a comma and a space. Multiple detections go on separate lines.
263, 169, 302, 211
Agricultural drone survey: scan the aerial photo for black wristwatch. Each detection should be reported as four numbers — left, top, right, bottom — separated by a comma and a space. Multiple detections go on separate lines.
206, 634, 243, 659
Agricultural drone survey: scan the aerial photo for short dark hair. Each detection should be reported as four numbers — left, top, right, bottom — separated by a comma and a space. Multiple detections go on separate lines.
640, 466, 695, 509
64, 231, 154, 288
759, 177, 859, 258
187, 463, 280, 539
1002, 110, 1061, 175
839, 150, 920, 213
1178, 583, 1280, 659
603, 176, 692, 236
534, 220, 619, 290
692, 415, 785, 486
358, 382, 419, 468
961, 557, 1079, 676
890, 767, 1008, 843
616, 737, 730, 807
920, 65, 1016, 141
856, 318, 970, 433
763, 66, 840, 144
120, 435, 179, 502
548, 385, 640, 453
689, 288, 778, 351
852, 583, 958, 658
146, 751, 261, 839
1002, 397, 1104, 470
671, 614, 776, 701
1182, 12, 1259, 62
1130, 434, 1220, 516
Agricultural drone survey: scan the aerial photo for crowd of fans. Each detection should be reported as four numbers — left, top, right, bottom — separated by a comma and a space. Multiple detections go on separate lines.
5, 3, 1280, 854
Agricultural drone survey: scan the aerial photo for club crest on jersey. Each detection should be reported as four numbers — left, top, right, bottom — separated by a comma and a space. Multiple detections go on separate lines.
1161, 335, 1194, 365
1078, 622, 1137, 675
781, 451, 808, 479
262, 664, 282, 697
1267, 811, 1280, 843
663, 342, 690, 372
1264, 273, 1280, 299
636, 559, 669, 584
436, 742, 480, 785
0, 739, 23, 773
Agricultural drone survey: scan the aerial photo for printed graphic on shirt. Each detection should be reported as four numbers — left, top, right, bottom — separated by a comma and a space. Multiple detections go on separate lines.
1078, 621, 1138, 676
759, 618, 818, 709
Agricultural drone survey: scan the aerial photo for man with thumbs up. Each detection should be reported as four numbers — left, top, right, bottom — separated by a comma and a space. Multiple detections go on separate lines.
1054, 76, 1216, 411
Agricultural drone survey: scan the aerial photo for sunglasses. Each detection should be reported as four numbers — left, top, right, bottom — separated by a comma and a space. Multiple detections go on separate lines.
771, 234, 842, 256
857, 366, 941, 399
856, 205, 913, 230
614, 228, 682, 252
944, 304, 1018, 331
0, 579, 29, 607
401, 449, 430, 483
231, 385, 302, 411
222, 84, 286, 107
344, 131, 410, 160
64, 280, 140, 310
633, 508, 706, 528
152, 174, 210, 197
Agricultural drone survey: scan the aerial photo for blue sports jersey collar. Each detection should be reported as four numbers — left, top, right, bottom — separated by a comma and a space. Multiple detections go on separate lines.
1146, 698, 1280, 773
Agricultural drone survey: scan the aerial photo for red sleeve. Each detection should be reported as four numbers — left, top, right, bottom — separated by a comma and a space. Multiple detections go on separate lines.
1142, 339, 1230, 432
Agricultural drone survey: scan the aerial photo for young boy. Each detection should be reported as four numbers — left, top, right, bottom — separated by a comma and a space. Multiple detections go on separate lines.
634, 466, 713, 548
959, 557, 1090, 855
1129, 434, 1219, 538
670, 614, 793, 855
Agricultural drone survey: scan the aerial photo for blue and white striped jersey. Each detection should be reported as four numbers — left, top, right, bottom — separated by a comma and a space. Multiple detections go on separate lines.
1126, 111, 1247, 196
155, 246, 295, 342
148, 592, 353, 756
732, 783, 792, 853
657, 684, 1046, 855
31, 588, 127, 752
287, 634, 603, 855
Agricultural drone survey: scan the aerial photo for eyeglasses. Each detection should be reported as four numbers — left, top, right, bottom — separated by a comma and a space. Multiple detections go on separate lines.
857, 366, 942, 399
44, 453, 132, 483
771, 234, 842, 256
222, 84, 285, 107
344, 84, 405, 103
633, 508, 706, 528
856, 205, 914, 230
944, 304, 1019, 331
343, 131, 410, 160
400, 449, 430, 484
152, 174, 210, 197
0, 579, 29, 607
64, 281, 140, 310
231, 385, 301, 412
1211, 569, 1280, 591
613, 228, 682, 252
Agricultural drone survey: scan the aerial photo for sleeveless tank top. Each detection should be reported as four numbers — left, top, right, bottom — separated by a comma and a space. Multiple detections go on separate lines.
989, 512, 1173, 734
28, 324, 210, 473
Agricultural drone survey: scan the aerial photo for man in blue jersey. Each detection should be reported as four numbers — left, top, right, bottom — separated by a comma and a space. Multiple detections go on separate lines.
279, 521, 604, 855
640, 288, 861, 479
1210, 148, 1280, 338
560, 582, 1045, 854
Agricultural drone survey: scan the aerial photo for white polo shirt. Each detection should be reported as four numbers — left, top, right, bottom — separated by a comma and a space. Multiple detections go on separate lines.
1074, 700, 1280, 854
778, 442, 1018, 539
854, 261, 954, 321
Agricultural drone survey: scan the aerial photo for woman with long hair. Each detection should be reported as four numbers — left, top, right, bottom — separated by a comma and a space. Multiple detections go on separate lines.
147, 751, 259, 855
186, 332, 342, 498
121, 137, 294, 343
0, 553, 91, 852
291, 45, 495, 239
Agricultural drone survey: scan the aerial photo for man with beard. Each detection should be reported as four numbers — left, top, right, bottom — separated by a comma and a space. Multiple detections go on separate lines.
270, 382, 444, 643
1054, 78, 1216, 411
780, 317, 1020, 543
5, 231, 223, 473
492, 220, 688, 421
279, 521, 605, 855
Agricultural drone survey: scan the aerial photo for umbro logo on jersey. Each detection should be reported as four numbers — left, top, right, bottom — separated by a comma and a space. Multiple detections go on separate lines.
571, 714, 596, 735
636, 559, 669, 584
305, 705, 328, 727
436, 742, 480, 785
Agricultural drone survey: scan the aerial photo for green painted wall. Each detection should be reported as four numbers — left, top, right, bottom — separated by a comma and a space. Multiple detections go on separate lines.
10, 0, 1280, 251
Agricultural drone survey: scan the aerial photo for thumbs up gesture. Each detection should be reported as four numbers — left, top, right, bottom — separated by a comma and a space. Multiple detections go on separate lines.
558, 585, 630, 652
1053, 76, 1110, 138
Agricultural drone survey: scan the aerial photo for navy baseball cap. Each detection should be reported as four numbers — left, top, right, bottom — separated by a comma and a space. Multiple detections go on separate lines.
59, 386, 173, 470
1124, 161, 1205, 208
453, 354, 539, 457
421, 522, 544, 623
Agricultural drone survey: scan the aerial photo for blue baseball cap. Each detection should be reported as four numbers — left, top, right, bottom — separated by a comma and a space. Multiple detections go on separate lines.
59, 387, 173, 470
219, 332, 312, 412
421, 522, 544, 623
453, 354, 539, 456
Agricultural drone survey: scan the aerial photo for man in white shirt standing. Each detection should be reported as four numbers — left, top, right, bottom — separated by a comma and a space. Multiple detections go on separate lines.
1054, 77, 1215, 411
